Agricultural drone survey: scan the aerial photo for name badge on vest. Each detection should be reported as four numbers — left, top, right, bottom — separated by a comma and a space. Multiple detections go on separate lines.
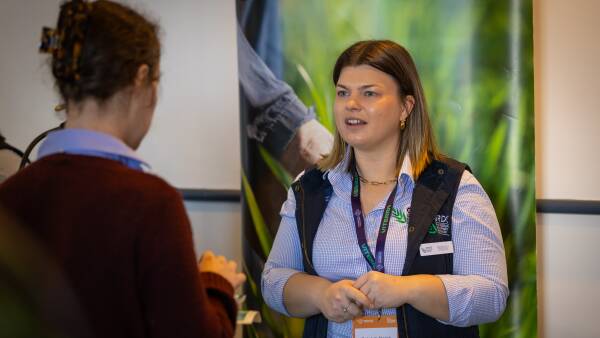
352, 315, 398, 338
419, 241, 454, 256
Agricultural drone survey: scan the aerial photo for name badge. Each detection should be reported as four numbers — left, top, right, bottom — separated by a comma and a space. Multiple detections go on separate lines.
419, 241, 454, 256
352, 315, 398, 338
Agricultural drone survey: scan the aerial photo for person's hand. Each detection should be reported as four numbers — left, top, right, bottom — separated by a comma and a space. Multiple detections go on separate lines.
198, 250, 246, 289
317, 279, 372, 323
297, 119, 333, 164
354, 271, 411, 309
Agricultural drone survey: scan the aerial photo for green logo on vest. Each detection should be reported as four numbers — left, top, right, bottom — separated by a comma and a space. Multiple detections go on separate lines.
428, 223, 438, 234
392, 207, 407, 224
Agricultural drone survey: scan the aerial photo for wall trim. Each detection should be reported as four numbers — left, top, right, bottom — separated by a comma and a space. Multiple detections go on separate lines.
180, 189, 240, 202
536, 199, 600, 215
181, 189, 600, 215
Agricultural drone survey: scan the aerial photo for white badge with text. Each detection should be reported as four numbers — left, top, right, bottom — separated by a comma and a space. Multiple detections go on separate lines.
353, 315, 398, 338
419, 241, 454, 256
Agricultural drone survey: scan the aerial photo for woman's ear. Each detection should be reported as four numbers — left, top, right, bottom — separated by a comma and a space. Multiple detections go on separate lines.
134, 64, 150, 88
403, 95, 415, 116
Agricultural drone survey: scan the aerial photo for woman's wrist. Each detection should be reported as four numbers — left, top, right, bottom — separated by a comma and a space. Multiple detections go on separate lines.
311, 277, 333, 312
283, 273, 332, 317
402, 275, 421, 306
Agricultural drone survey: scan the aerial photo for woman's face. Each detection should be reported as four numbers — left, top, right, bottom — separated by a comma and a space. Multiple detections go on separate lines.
334, 65, 409, 153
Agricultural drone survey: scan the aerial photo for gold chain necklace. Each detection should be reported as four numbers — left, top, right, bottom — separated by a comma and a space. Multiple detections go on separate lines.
357, 175, 398, 186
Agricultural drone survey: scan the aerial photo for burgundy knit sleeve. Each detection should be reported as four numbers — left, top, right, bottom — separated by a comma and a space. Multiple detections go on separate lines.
136, 183, 237, 338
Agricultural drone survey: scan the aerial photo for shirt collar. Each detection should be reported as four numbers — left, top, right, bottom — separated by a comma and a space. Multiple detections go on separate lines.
326, 147, 414, 201
37, 128, 149, 170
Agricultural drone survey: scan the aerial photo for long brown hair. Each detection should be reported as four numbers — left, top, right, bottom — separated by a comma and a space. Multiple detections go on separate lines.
318, 40, 440, 179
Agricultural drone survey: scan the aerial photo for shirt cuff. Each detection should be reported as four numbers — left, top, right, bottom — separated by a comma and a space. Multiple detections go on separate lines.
437, 274, 471, 326
437, 274, 507, 327
262, 268, 302, 316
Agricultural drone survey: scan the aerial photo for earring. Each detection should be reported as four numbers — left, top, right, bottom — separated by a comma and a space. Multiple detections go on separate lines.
400, 119, 406, 130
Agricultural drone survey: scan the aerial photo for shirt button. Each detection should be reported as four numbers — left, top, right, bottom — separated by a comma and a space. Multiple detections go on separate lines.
437, 168, 445, 175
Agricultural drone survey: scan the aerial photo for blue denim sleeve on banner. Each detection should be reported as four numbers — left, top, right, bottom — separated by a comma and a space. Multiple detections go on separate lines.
237, 25, 314, 157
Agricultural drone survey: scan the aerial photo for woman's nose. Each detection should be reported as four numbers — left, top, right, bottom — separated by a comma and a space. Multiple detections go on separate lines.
345, 95, 361, 111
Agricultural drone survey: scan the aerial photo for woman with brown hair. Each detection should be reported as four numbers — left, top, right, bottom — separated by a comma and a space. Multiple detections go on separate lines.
0, 1, 244, 337
262, 40, 508, 337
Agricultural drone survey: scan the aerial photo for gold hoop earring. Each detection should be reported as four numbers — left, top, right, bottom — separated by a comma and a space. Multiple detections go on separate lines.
400, 119, 406, 130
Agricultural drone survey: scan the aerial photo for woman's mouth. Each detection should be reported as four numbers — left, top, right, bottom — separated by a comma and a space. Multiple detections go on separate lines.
345, 118, 367, 126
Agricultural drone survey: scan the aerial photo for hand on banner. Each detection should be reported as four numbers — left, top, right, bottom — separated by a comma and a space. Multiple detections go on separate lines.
198, 250, 246, 289
318, 279, 371, 323
297, 119, 333, 164
354, 271, 409, 309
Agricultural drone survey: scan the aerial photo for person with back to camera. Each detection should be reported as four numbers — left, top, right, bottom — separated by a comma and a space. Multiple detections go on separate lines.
262, 40, 509, 338
0, 1, 245, 337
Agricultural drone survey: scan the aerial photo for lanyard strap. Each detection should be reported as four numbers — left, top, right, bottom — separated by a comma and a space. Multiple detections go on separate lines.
351, 167, 398, 273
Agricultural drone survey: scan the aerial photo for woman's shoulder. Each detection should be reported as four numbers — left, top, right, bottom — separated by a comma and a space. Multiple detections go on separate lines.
433, 156, 469, 172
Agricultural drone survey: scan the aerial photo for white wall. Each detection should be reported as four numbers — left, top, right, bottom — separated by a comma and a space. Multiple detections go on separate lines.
534, 0, 600, 337
185, 200, 242, 264
0, 0, 241, 190
534, 0, 600, 201
537, 214, 600, 338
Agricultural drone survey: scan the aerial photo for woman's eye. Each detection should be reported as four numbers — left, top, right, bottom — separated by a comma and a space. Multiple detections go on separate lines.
336, 90, 348, 97
364, 91, 377, 97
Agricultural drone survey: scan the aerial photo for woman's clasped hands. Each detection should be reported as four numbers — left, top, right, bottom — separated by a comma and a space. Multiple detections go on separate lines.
318, 272, 414, 323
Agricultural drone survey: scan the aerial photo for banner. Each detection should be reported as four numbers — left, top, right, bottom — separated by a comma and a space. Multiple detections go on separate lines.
238, 1, 536, 337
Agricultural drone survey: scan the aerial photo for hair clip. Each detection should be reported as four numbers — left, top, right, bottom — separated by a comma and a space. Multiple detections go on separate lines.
39, 27, 61, 54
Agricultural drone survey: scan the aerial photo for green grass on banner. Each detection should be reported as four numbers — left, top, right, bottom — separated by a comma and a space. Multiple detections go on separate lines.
258, 146, 293, 190
241, 172, 272, 258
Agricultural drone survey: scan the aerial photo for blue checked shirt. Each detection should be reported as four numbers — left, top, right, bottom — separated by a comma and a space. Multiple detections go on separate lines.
262, 153, 508, 337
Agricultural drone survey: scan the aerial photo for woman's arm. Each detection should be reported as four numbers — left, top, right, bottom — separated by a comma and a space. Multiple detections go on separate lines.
436, 171, 508, 326
282, 272, 331, 316
262, 187, 370, 322
140, 186, 238, 338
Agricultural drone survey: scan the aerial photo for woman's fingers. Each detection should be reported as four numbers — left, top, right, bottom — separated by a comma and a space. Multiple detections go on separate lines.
345, 300, 363, 318
343, 283, 373, 309
353, 273, 368, 289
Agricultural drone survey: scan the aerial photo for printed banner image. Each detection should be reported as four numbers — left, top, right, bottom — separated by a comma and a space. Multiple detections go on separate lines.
237, 1, 535, 337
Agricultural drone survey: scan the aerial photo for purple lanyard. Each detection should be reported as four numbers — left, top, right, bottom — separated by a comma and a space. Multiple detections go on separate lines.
351, 167, 398, 273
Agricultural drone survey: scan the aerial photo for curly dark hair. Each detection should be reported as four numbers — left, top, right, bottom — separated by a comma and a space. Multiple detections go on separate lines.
50, 0, 160, 104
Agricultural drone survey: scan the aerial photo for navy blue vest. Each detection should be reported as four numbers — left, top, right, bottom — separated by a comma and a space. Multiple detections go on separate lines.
291, 158, 479, 338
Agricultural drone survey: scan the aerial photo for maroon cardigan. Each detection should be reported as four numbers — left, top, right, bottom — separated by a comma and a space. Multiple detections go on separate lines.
0, 154, 237, 338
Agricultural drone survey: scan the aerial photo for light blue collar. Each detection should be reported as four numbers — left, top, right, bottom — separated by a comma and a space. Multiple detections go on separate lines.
38, 128, 150, 171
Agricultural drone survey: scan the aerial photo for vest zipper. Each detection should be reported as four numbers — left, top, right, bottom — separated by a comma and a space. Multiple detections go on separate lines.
402, 305, 410, 338
299, 185, 316, 273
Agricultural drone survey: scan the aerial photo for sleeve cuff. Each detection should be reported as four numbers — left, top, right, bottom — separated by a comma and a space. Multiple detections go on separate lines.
262, 268, 302, 316
200, 272, 238, 325
249, 94, 314, 158
436, 274, 507, 327
200, 271, 235, 298
436, 274, 465, 326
